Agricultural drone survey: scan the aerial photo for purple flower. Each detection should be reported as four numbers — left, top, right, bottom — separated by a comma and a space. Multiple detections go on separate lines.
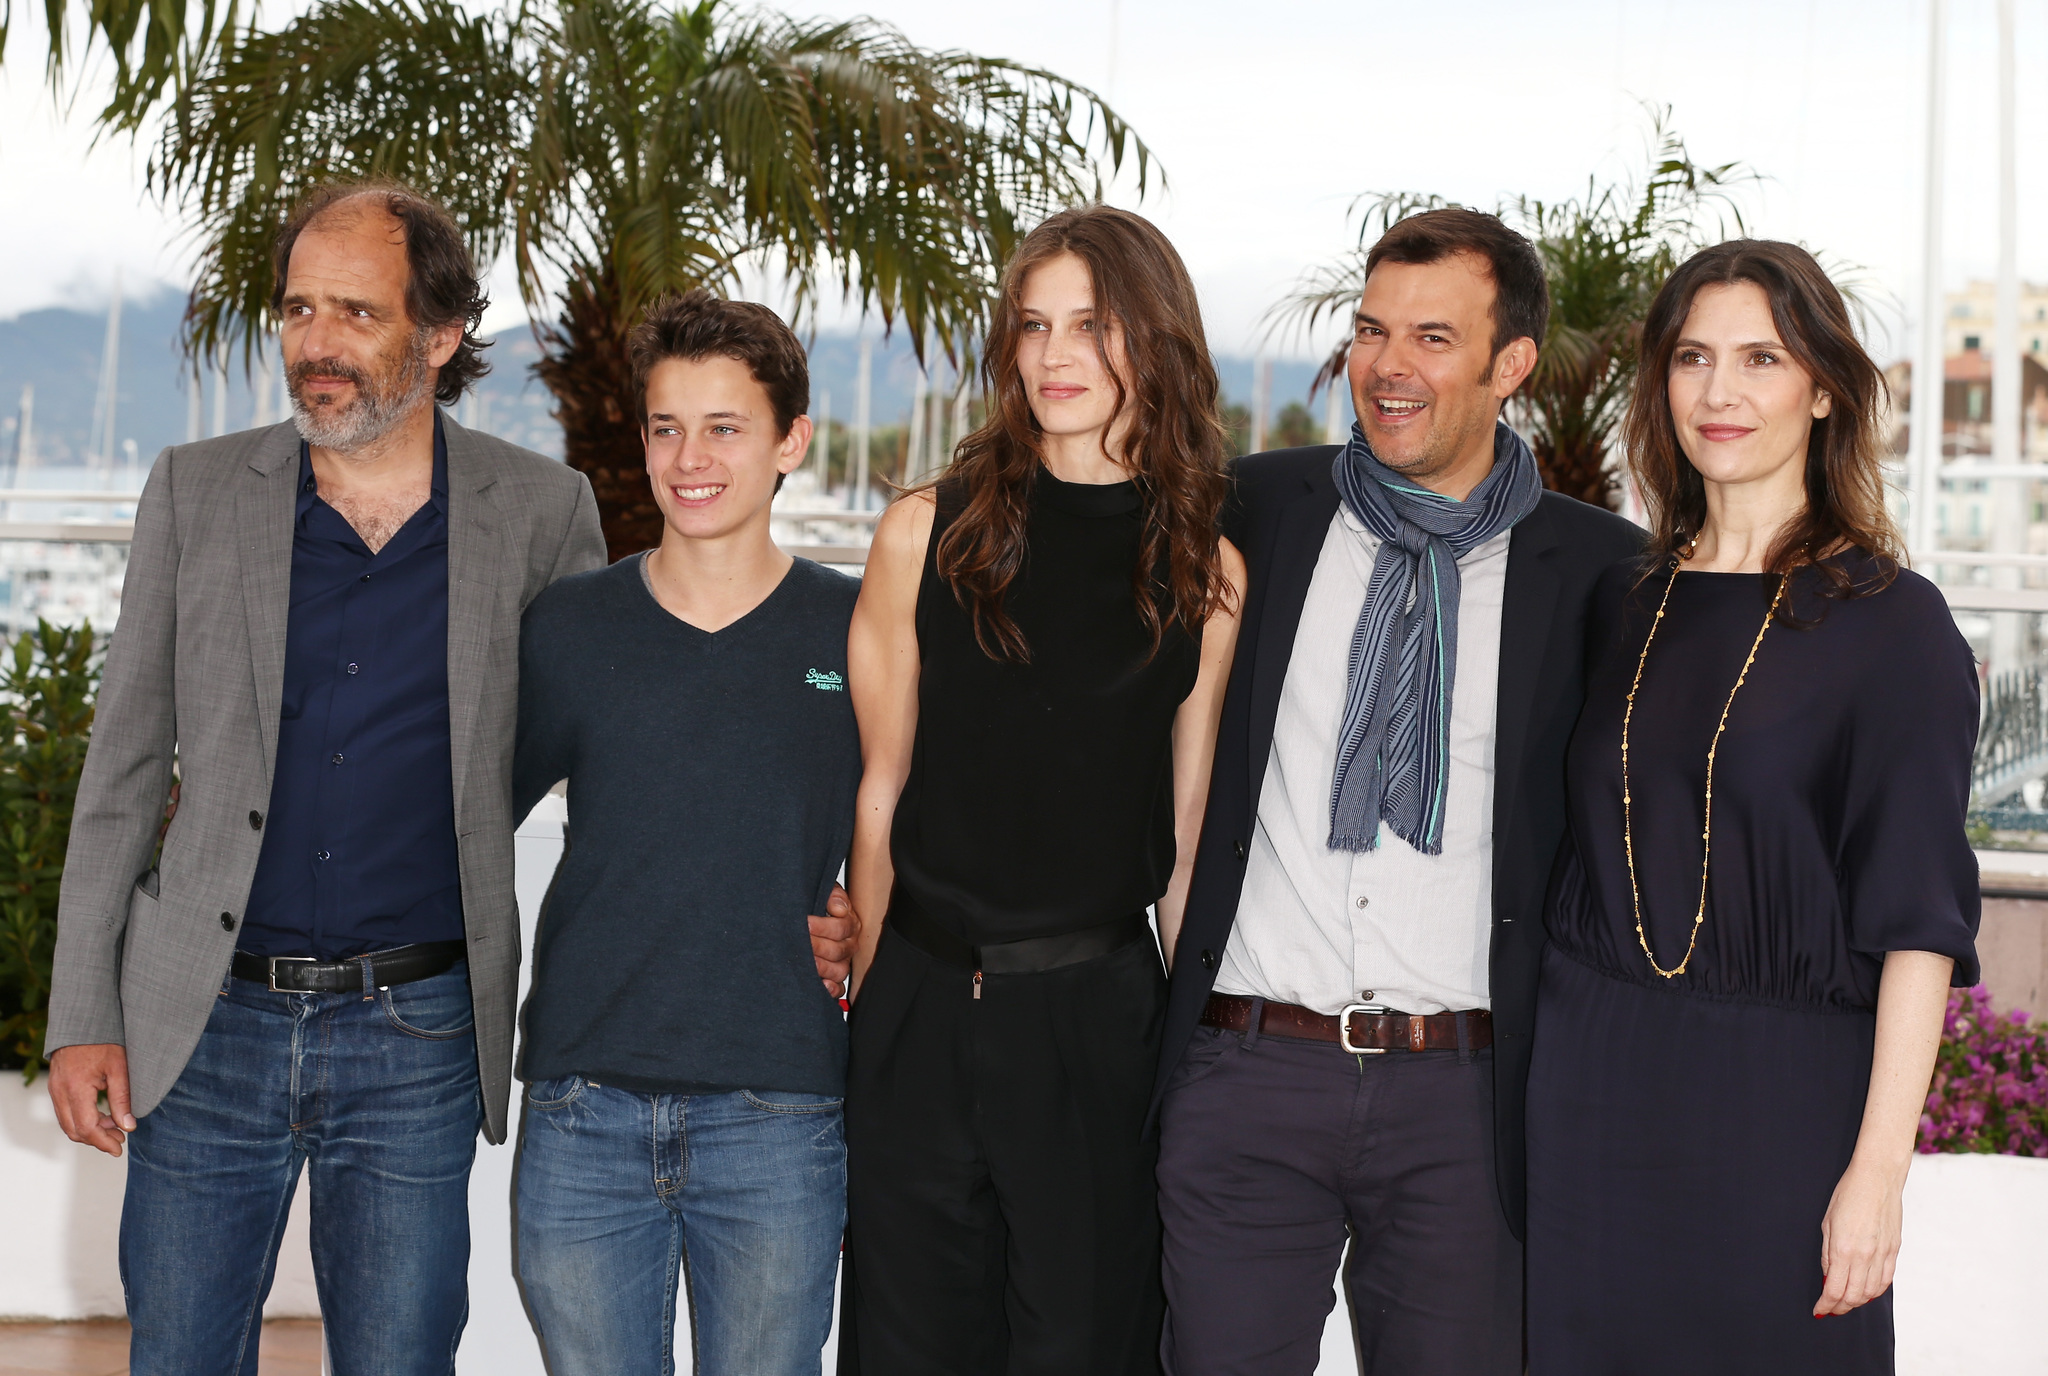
1917, 986, 2048, 1156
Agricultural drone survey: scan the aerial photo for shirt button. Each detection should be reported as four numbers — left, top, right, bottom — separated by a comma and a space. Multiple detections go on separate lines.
1356, 896, 1370, 909
315, 849, 331, 862
248, 810, 264, 831
330, 753, 345, 765
345, 663, 360, 675
360, 574, 371, 583
219, 912, 236, 931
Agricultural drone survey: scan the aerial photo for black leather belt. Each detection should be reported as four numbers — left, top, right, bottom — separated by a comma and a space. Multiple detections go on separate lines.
230, 940, 467, 994
887, 896, 1151, 978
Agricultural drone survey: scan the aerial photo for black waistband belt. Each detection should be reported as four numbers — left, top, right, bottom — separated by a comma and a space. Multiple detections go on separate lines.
230, 940, 467, 994
886, 898, 1151, 976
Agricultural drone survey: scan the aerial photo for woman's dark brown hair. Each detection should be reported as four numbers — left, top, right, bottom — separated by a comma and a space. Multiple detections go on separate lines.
933, 205, 1230, 660
1624, 239, 1900, 607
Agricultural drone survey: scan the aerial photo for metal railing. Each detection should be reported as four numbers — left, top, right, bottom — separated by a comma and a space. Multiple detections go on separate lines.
1974, 665, 2048, 805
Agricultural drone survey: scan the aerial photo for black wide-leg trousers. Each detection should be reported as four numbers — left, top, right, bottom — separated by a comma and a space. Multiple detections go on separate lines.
839, 925, 1167, 1376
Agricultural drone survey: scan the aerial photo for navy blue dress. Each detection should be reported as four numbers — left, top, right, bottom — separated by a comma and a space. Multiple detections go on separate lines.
1527, 556, 1981, 1375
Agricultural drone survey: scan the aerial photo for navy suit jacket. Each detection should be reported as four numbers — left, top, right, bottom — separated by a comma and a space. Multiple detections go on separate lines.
1154, 444, 1643, 1238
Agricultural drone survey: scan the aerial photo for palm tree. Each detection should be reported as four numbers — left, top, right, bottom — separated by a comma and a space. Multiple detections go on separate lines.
1266, 111, 1751, 509
147, 0, 1152, 556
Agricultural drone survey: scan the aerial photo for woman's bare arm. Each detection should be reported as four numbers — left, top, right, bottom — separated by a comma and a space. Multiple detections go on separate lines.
1814, 948, 1954, 1316
846, 490, 935, 998
1154, 537, 1247, 968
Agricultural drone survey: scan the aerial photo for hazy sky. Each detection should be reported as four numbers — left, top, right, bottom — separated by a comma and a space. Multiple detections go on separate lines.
2, 0, 2040, 360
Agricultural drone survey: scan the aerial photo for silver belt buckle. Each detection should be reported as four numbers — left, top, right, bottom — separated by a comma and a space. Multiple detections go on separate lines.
1338, 1002, 1391, 1054
267, 955, 317, 993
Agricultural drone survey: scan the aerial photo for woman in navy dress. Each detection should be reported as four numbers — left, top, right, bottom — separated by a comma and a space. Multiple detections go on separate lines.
1526, 240, 1981, 1374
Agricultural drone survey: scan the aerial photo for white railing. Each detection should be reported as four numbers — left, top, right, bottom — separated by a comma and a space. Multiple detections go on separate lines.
1922, 551, 2048, 612
0, 493, 877, 561
0, 490, 140, 543
770, 501, 879, 566
13, 499, 2048, 593
0, 491, 142, 503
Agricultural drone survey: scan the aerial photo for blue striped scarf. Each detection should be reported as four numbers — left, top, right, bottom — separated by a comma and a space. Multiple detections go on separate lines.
1328, 421, 1542, 854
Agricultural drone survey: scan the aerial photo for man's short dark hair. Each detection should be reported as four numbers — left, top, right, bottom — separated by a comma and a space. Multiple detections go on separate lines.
1363, 207, 1550, 359
271, 179, 491, 405
628, 290, 810, 436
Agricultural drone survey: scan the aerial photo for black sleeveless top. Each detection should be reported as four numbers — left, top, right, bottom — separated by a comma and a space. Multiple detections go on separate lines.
888, 468, 1202, 944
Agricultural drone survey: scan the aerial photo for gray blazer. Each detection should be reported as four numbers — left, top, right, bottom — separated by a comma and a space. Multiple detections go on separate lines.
45, 415, 606, 1143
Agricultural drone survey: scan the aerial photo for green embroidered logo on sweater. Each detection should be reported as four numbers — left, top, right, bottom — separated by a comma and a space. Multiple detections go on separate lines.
805, 669, 845, 691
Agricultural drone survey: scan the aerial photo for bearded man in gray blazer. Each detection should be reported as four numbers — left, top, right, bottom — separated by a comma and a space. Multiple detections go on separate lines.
40, 180, 598, 1373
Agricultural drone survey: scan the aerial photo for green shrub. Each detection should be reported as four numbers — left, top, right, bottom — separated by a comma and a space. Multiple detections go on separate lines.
0, 622, 101, 1081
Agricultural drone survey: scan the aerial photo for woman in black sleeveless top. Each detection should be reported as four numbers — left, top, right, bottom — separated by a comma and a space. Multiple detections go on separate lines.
840, 207, 1245, 1375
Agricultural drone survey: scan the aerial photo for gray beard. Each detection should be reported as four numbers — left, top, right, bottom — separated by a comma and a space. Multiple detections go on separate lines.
289, 336, 436, 453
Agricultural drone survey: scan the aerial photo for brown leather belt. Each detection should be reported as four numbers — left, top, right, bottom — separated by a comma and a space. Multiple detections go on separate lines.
1201, 993, 1492, 1054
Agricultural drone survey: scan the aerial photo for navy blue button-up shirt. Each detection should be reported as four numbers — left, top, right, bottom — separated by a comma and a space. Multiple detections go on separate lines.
239, 420, 464, 959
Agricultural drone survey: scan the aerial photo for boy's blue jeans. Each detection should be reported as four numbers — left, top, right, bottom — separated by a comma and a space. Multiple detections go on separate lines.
515, 1076, 846, 1376
120, 963, 481, 1376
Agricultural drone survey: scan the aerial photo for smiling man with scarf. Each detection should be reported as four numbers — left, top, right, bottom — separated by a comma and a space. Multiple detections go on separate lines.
1153, 208, 1641, 1374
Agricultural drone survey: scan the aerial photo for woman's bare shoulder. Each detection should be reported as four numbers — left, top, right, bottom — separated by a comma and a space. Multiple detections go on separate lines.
864, 490, 938, 584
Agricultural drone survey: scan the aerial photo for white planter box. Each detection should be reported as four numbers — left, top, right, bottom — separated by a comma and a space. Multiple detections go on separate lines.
1894, 1152, 2048, 1373
0, 1074, 318, 1320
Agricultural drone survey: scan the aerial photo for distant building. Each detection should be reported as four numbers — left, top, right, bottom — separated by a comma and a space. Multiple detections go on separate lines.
1941, 350, 2048, 460
1885, 350, 2048, 552
1944, 279, 2048, 363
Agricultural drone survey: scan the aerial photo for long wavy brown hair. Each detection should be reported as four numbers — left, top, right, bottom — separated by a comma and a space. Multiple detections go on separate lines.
1624, 239, 1901, 612
929, 205, 1231, 660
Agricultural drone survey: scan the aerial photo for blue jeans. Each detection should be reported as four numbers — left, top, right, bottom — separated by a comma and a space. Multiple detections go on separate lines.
515, 1076, 846, 1376
120, 963, 481, 1376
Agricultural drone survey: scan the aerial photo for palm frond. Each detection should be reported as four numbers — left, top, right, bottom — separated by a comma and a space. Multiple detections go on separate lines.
7, 0, 244, 131
1260, 110, 1765, 504
150, 0, 527, 369
1259, 193, 1463, 359
141, 0, 1158, 548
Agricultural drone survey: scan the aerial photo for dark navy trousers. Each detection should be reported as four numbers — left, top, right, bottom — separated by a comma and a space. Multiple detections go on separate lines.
1156, 1020, 1522, 1376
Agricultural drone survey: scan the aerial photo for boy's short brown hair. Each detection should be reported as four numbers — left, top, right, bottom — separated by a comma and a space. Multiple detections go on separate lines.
627, 290, 810, 435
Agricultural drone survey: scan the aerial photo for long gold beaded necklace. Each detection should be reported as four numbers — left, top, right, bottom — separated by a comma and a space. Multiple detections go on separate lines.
1620, 542, 1786, 979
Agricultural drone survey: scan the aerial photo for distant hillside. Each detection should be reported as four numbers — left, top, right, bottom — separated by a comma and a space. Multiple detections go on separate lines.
0, 296, 1334, 471
0, 294, 191, 469
0, 294, 565, 468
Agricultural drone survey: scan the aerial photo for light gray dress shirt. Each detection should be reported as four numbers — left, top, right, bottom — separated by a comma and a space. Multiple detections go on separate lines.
1213, 505, 1508, 1015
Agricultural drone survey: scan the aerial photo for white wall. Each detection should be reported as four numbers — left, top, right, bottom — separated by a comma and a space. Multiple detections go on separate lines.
6, 809, 2044, 1376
